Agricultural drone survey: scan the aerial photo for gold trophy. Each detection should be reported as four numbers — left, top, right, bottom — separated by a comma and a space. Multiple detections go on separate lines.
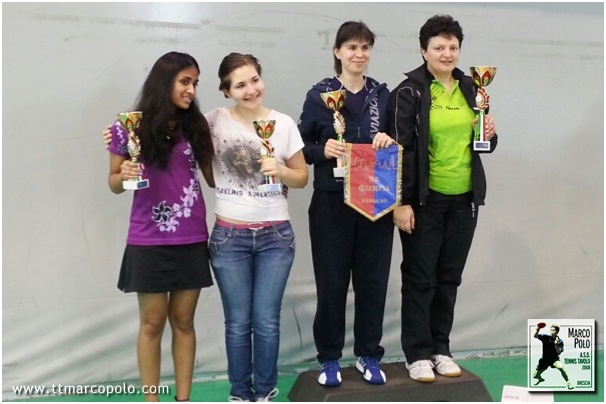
321, 90, 347, 177
118, 111, 149, 190
253, 119, 282, 193
470, 66, 496, 151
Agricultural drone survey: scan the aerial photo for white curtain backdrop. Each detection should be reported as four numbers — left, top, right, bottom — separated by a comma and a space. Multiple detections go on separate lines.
2, 2, 603, 395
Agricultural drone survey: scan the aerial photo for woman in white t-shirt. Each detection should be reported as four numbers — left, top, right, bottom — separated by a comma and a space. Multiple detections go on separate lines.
204, 52, 308, 402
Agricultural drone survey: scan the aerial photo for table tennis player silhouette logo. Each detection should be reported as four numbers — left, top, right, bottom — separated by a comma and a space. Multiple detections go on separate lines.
527, 319, 595, 392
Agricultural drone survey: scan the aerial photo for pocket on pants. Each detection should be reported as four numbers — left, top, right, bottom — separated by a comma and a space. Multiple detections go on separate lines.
209, 227, 231, 254
274, 223, 295, 250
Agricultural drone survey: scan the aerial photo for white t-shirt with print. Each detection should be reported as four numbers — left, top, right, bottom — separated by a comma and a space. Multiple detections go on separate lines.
205, 107, 304, 222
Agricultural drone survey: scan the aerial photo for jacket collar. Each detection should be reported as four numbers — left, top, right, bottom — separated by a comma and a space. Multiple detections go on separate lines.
405, 63, 466, 86
312, 76, 385, 93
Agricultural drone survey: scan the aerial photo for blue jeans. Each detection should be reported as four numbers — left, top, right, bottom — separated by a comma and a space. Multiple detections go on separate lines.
209, 221, 295, 400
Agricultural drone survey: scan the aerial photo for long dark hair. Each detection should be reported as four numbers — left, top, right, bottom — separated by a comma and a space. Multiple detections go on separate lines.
134, 51, 213, 169
333, 21, 376, 75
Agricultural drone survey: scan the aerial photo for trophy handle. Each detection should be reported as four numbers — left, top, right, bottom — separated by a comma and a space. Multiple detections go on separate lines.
475, 88, 489, 111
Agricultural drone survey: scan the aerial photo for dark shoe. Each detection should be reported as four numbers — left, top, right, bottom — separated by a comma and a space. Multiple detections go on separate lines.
317, 360, 342, 386
355, 356, 386, 385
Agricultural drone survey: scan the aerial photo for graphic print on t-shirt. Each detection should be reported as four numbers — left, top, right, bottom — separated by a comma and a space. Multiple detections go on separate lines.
151, 143, 201, 233
216, 136, 263, 190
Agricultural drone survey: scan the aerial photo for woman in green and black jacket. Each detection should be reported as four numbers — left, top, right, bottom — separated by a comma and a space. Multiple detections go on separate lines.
389, 14, 498, 383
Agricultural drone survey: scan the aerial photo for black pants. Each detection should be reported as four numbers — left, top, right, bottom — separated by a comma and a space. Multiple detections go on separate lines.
399, 190, 478, 363
309, 189, 394, 362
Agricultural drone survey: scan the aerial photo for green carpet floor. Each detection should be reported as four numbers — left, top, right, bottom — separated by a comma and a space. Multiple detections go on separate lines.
7, 351, 603, 402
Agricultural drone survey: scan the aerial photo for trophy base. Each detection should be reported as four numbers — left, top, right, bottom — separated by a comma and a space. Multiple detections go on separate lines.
473, 141, 491, 151
258, 183, 282, 193
333, 167, 346, 177
123, 179, 150, 190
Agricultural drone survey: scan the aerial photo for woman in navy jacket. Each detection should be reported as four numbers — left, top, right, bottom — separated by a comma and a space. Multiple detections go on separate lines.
297, 20, 395, 387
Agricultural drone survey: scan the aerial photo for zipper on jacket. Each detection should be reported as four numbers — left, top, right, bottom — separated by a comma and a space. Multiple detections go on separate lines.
471, 202, 476, 218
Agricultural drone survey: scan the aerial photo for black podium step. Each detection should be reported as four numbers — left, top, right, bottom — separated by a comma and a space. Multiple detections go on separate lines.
287, 361, 493, 402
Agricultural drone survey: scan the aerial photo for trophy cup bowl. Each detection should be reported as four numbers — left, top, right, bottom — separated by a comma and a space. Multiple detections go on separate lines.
253, 119, 282, 193
118, 111, 149, 190
320, 90, 347, 177
320, 90, 346, 112
470, 66, 496, 88
469, 66, 496, 151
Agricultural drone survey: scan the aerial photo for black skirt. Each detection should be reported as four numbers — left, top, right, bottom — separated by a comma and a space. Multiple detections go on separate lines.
117, 242, 213, 293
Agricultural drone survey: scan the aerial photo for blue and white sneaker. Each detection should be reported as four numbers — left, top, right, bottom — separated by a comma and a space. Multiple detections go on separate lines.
356, 356, 386, 385
317, 360, 342, 386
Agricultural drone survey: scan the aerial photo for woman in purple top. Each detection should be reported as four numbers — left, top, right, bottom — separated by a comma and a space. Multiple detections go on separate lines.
107, 52, 214, 402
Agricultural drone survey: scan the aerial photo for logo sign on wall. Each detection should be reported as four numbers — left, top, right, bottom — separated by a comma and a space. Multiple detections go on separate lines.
527, 319, 595, 392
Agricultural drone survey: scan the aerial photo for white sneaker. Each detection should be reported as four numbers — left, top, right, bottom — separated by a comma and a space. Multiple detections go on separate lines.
255, 388, 279, 402
430, 355, 461, 377
405, 360, 435, 382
